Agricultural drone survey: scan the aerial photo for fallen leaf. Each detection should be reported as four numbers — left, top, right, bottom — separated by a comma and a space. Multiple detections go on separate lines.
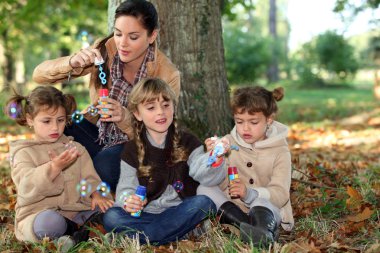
347, 207, 374, 222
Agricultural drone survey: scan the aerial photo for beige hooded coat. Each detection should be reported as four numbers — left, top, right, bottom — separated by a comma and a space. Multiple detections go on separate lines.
9, 135, 101, 242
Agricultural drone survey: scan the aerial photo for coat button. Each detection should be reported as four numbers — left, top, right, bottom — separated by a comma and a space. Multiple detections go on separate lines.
249, 178, 254, 184
247, 162, 252, 167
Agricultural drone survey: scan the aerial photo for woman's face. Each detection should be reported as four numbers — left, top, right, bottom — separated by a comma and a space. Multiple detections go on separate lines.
114, 16, 157, 65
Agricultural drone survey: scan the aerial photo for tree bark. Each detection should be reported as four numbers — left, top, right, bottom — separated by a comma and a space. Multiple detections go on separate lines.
108, 0, 123, 33
267, 0, 279, 83
1, 29, 15, 92
151, 0, 232, 138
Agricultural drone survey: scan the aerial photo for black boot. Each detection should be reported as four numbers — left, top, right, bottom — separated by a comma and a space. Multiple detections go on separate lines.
240, 206, 279, 247
72, 212, 104, 243
218, 201, 249, 227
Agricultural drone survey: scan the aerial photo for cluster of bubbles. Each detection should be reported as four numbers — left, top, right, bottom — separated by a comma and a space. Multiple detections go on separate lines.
64, 141, 76, 150
76, 180, 111, 197
70, 58, 106, 124
172, 180, 184, 193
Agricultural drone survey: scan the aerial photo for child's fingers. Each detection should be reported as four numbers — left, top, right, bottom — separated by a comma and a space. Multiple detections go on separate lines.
48, 150, 58, 160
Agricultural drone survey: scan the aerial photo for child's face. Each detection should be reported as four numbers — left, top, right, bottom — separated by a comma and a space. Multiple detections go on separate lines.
27, 106, 66, 142
133, 94, 174, 141
234, 110, 273, 144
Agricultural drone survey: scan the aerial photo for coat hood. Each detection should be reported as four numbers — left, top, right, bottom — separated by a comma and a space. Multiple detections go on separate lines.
230, 121, 289, 150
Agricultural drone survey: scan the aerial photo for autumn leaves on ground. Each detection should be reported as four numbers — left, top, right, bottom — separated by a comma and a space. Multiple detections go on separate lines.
0, 118, 379, 252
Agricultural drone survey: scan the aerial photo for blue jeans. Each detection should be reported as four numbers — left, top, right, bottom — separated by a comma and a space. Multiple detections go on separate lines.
64, 118, 124, 192
103, 195, 216, 245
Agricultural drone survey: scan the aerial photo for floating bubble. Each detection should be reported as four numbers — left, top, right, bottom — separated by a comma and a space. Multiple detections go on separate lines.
97, 182, 110, 197
87, 105, 98, 116
64, 141, 75, 150
71, 110, 84, 124
8, 102, 21, 119
172, 180, 184, 193
119, 191, 131, 203
76, 179, 92, 197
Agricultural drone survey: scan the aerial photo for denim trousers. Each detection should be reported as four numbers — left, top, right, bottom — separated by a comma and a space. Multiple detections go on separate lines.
103, 195, 216, 245
64, 118, 124, 192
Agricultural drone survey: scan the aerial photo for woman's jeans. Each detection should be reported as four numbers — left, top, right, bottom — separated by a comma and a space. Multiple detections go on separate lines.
64, 118, 124, 192
103, 195, 216, 245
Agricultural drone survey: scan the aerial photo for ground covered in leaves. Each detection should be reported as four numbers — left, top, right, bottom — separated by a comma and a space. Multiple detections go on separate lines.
0, 121, 379, 252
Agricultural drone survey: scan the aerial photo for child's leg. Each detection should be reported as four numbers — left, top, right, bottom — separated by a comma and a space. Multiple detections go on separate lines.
33, 210, 67, 239
104, 196, 216, 245
143, 195, 216, 245
197, 185, 228, 209
250, 198, 281, 226
197, 185, 249, 227
240, 198, 281, 247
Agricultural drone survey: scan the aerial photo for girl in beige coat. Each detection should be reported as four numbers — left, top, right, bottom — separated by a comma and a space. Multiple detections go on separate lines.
6, 86, 113, 243
191, 86, 294, 247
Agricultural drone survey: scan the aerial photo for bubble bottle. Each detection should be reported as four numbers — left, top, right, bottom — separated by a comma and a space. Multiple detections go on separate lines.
228, 166, 239, 199
131, 185, 147, 218
98, 88, 110, 118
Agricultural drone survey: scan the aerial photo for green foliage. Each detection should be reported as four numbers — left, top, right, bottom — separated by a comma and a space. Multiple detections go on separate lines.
223, 20, 271, 83
315, 31, 359, 79
221, 0, 255, 20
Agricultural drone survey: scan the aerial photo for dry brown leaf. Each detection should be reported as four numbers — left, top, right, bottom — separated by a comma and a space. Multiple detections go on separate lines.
365, 242, 380, 253
346, 186, 363, 210
347, 207, 374, 222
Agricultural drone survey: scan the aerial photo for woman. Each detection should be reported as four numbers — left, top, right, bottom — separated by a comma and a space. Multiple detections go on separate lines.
33, 0, 180, 192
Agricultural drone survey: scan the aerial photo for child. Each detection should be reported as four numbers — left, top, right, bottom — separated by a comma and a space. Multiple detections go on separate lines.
6, 86, 114, 244
103, 78, 216, 245
192, 86, 294, 247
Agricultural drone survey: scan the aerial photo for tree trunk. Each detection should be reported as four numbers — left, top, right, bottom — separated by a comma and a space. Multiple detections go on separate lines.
108, 0, 123, 33
267, 0, 279, 83
151, 0, 232, 138
1, 29, 16, 92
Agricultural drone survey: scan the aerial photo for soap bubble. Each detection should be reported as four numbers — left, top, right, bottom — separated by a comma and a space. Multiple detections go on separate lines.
172, 180, 184, 193
97, 182, 110, 197
71, 110, 84, 124
87, 105, 98, 116
7, 102, 21, 119
76, 179, 92, 197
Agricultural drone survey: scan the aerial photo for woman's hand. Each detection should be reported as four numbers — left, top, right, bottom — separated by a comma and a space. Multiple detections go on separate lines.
97, 97, 125, 123
69, 48, 103, 68
123, 194, 147, 213
91, 191, 114, 213
228, 178, 247, 199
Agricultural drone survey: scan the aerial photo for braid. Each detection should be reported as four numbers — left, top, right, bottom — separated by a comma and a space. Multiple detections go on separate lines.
135, 121, 151, 177
171, 117, 188, 163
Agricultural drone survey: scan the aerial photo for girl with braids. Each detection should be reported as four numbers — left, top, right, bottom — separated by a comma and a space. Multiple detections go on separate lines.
192, 86, 294, 247
32, 0, 180, 192
6, 86, 113, 243
103, 78, 216, 245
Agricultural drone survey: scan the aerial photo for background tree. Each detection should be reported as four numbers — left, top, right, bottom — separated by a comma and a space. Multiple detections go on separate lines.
267, 0, 279, 83
150, 0, 232, 138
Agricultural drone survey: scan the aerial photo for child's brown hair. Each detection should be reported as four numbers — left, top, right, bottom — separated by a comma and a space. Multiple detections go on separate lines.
4, 86, 76, 126
231, 86, 284, 117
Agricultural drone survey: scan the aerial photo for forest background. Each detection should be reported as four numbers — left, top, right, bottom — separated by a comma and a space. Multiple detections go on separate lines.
0, 0, 379, 252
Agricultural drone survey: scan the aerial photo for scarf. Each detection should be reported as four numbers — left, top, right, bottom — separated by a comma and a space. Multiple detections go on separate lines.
98, 45, 155, 148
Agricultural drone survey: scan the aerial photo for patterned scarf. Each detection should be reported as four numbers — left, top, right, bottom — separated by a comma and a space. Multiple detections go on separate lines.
98, 45, 155, 148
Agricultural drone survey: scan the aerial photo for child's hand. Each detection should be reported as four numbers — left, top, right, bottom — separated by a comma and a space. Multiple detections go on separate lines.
123, 194, 147, 213
91, 191, 114, 213
228, 179, 247, 199
49, 146, 79, 172
204, 137, 215, 152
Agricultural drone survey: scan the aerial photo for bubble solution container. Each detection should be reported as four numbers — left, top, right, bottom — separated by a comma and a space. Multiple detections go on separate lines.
98, 89, 110, 118
131, 185, 147, 217
228, 167, 239, 199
